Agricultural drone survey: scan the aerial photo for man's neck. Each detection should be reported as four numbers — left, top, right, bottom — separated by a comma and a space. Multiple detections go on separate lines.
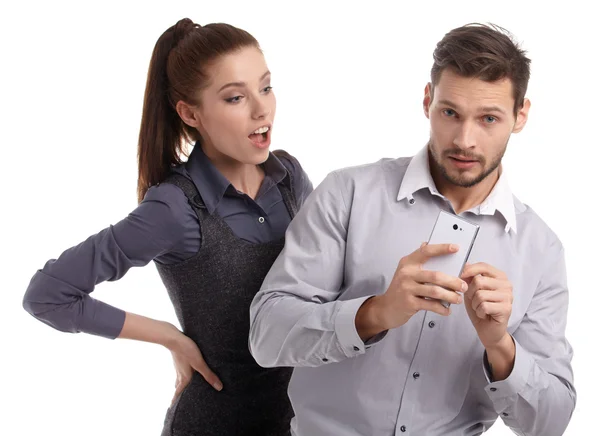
432, 167, 501, 215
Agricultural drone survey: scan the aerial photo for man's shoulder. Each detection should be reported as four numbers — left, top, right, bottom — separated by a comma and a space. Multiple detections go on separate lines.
515, 199, 563, 252
329, 156, 413, 184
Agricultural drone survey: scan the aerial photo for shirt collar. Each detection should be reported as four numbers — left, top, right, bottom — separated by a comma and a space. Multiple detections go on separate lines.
185, 144, 289, 214
397, 145, 519, 234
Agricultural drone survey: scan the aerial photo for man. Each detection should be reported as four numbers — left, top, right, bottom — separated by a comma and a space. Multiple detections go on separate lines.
249, 23, 575, 436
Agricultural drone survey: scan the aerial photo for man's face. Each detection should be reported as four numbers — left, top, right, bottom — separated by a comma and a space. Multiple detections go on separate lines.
424, 69, 529, 188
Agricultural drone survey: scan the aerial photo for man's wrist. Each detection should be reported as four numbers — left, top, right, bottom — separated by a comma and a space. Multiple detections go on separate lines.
355, 296, 387, 341
485, 333, 516, 381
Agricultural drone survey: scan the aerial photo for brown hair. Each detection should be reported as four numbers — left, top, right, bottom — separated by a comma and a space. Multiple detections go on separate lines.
137, 18, 259, 203
430, 23, 531, 117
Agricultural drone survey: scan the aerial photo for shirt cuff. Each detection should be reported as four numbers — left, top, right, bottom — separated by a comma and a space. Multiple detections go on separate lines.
24, 271, 127, 340
484, 337, 535, 409
334, 296, 385, 357
79, 301, 127, 339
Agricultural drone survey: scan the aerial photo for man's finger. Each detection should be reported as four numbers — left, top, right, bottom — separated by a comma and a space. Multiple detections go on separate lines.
415, 270, 468, 294
462, 262, 503, 279
474, 301, 506, 319
418, 284, 463, 305
464, 276, 500, 300
415, 297, 452, 317
471, 289, 504, 311
412, 242, 460, 264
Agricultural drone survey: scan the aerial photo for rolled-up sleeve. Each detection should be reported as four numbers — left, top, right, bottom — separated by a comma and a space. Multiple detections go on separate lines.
249, 171, 378, 368
22, 183, 190, 339
484, 240, 576, 435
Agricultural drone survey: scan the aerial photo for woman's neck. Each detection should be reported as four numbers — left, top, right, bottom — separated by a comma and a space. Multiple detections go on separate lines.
202, 144, 265, 199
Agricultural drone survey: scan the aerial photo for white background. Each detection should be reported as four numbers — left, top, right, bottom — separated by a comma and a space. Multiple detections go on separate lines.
1, 1, 597, 435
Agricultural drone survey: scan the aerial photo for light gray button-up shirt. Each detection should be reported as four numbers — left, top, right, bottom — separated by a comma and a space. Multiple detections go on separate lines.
249, 146, 575, 436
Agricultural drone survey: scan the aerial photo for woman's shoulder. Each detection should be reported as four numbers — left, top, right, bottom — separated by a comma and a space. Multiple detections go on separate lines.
271, 149, 313, 206
144, 178, 189, 207
141, 169, 198, 223
272, 149, 304, 179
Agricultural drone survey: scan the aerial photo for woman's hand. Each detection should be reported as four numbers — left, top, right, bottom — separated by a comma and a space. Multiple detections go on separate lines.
166, 325, 223, 405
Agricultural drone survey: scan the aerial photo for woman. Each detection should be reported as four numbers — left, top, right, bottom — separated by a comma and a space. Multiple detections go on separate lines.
22, 18, 312, 436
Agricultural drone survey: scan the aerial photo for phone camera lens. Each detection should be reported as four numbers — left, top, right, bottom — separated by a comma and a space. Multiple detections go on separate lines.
453, 224, 458, 230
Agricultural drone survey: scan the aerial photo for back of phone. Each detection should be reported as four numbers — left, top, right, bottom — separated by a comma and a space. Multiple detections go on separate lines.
423, 210, 480, 280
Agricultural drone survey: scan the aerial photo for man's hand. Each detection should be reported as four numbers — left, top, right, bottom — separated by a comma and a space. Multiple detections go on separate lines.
356, 242, 468, 340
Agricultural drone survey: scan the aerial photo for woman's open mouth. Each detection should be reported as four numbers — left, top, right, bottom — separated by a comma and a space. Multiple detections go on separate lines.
248, 125, 271, 149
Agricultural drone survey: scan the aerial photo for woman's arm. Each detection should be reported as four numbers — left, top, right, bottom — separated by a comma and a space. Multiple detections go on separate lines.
23, 181, 222, 393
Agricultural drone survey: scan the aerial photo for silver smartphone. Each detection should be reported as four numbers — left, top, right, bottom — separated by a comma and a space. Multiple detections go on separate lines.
422, 210, 480, 308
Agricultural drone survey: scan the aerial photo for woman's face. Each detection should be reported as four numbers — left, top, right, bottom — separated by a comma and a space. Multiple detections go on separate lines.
183, 46, 276, 165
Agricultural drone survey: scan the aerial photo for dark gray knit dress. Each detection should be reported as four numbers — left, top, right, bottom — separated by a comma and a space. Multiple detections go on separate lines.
156, 173, 297, 436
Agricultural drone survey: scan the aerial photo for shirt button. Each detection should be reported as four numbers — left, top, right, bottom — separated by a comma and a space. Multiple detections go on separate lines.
502, 412, 509, 417
322, 358, 329, 362
413, 372, 420, 380
258, 217, 265, 223
428, 321, 435, 328
490, 387, 497, 392
408, 198, 415, 205
400, 425, 407, 432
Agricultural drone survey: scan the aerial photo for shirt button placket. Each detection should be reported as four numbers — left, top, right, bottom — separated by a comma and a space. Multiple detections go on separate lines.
396, 313, 435, 435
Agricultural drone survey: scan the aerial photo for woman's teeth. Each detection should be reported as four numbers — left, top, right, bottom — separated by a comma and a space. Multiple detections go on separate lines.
253, 126, 269, 134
